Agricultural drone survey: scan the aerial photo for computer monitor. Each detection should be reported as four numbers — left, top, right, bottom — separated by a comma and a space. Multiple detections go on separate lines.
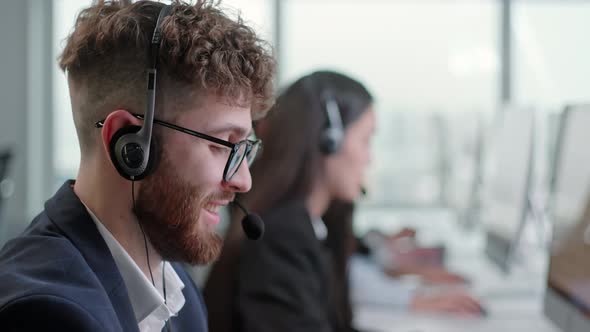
442, 111, 485, 228
366, 111, 446, 207
480, 108, 535, 272
544, 105, 590, 332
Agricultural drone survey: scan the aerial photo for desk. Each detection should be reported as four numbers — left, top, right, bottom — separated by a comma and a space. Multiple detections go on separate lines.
352, 207, 558, 332
354, 305, 557, 332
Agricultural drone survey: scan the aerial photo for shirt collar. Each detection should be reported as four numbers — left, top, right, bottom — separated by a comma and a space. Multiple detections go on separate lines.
311, 217, 328, 241
85, 206, 185, 330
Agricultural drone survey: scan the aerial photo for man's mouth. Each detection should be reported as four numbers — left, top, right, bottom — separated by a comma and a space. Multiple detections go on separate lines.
204, 203, 222, 214
203, 200, 231, 214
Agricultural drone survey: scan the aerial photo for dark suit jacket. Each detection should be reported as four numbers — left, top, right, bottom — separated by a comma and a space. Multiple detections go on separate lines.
228, 200, 346, 332
0, 181, 208, 332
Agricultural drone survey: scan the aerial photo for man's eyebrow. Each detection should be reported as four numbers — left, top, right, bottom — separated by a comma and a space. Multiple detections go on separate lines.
207, 124, 253, 139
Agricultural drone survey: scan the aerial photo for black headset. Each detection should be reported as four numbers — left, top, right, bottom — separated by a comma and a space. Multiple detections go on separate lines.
319, 90, 345, 155
105, 5, 265, 241
109, 5, 172, 181
304, 74, 345, 155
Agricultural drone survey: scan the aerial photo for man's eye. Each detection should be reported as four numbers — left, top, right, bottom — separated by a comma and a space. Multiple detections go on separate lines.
210, 145, 226, 153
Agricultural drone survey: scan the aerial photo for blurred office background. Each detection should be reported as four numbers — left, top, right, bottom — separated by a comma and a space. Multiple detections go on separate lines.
2, 0, 589, 240
1, 1, 590, 330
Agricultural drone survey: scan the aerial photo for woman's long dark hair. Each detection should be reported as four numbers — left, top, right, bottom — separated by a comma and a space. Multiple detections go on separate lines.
241, 70, 373, 214
204, 70, 373, 332
323, 200, 357, 330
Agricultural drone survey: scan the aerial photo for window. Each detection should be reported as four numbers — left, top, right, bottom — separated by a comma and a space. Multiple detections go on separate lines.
281, 0, 498, 208
53, 0, 92, 186
513, 2, 590, 109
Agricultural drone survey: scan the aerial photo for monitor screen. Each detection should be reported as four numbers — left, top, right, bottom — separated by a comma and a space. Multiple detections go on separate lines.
546, 105, 590, 332
444, 112, 483, 227
481, 109, 535, 271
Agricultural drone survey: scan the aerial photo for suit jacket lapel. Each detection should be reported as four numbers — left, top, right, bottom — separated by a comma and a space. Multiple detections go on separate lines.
45, 181, 139, 332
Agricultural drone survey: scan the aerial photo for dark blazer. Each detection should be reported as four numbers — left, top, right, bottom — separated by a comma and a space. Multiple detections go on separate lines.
0, 181, 208, 332
206, 200, 354, 332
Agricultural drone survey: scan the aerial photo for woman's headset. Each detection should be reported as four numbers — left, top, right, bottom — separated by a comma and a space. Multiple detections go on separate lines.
304, 74, 345, 155
319, 90, 345, 155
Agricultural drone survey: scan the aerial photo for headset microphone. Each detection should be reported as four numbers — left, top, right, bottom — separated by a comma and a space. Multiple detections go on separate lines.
232, 200, 265, 240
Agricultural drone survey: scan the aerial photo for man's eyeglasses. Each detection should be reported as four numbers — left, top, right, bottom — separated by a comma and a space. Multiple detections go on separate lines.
95, 113, 262, 182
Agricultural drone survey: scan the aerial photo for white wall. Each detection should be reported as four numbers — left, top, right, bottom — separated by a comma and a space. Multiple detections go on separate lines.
0, 1, 28, 242
0, 0, 53, 244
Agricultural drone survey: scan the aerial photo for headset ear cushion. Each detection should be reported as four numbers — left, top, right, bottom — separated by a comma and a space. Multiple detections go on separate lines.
320, 128, 342, 155
108, 125, 159, 181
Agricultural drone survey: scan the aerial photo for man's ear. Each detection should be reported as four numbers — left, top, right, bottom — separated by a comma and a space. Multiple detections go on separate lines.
100, 110, 143, 160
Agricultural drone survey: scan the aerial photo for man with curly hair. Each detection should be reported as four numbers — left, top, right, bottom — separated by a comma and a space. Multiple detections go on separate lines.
0, 1, 275, 331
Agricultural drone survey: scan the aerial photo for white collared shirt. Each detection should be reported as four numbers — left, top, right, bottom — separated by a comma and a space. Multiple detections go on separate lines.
86, 207, 186, 332
311, 217, 328, 241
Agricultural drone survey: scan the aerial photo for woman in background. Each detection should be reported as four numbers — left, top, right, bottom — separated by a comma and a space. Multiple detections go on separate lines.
204, 71, 483, 332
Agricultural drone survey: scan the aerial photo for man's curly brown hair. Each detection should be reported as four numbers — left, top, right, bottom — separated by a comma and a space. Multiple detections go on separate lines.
59, 0, 276, 152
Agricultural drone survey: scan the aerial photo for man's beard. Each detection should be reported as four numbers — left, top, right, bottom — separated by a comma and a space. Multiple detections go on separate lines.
134, 154, 228, 265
